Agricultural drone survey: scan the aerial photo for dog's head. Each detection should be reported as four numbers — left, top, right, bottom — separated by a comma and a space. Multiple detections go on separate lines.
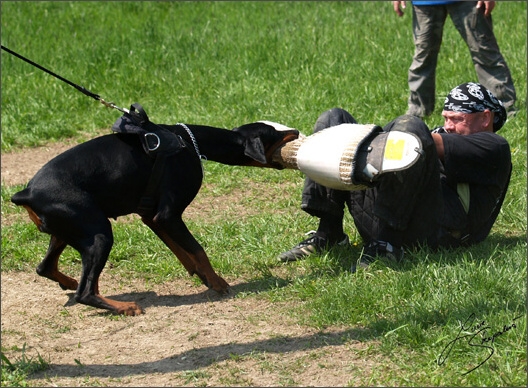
232, 121, 299, 169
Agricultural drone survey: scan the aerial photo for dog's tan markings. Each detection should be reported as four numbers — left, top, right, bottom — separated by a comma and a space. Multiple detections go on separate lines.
189, 250, 229, 294
39, 268, 78, 291
84, 294, 143, 316
140, 217, 199, 275
22, 205, 44, 231
52, 272, 78, 291
141, 217, 229, 294
98, 295, 144, 316
79, 279, 144, 316
36, 235, 79, 291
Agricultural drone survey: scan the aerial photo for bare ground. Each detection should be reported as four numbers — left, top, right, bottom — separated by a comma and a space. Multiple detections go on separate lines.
1, 140, 381, 387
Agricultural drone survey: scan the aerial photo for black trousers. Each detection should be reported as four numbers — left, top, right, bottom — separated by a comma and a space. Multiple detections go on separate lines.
300, 108, 444, 249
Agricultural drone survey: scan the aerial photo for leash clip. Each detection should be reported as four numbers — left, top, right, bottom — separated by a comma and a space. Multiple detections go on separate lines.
144, 132, 161, 152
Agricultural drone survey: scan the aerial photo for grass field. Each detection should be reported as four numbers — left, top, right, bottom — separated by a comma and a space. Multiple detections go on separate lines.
1, 1, 526, 386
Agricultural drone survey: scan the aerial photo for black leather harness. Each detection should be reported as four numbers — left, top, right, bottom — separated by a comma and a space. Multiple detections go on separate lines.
111, 103, 188, 217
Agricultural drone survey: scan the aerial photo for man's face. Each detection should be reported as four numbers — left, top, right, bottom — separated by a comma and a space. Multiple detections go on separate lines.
441, 110, 490, 135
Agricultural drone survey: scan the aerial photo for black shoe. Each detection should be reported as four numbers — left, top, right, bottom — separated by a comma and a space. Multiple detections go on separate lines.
351, 240, 404, 272
279, 231, 350, 262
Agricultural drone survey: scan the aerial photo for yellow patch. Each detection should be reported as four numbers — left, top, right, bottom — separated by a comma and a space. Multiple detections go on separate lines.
384, 139, 405, 160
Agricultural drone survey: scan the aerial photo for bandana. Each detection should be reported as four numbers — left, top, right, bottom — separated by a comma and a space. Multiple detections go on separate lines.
443, 82, 507, 132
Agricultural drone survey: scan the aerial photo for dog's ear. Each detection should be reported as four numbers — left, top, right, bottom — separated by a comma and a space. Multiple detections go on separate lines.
244, 138, 268, 164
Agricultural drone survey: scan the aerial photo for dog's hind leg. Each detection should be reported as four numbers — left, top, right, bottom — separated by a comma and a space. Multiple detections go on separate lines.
70, 216, 143, 316
141, 216, 229, 294
36, 235, 78, 291
18, 204, 79, 290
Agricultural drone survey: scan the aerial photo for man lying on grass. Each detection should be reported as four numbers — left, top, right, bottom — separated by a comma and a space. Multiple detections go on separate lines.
279, 82, 511, 272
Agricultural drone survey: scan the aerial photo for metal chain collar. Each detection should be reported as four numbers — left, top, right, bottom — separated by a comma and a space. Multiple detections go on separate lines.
176, 123, 206, 163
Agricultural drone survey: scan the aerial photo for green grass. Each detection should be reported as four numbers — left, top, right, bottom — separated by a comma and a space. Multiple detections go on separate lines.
1, 1, 526, 387
1, 344, 49, 387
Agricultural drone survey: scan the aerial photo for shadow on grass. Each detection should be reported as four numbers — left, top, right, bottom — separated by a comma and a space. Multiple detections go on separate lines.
335, 232, 526, 273
359, 233, 525, 337
479, 233, 527, 249
63, 276, 293, 310
271, 231, 526, 334
30, 327, 372, 379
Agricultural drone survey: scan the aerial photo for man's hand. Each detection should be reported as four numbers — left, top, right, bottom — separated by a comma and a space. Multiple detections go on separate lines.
393, 1, 406, 17
476, 1, 496, 16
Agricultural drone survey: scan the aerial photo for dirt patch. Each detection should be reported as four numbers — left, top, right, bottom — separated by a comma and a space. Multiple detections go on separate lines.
1, 140, 379, 386
2, 143, 76, 187
1, 271, 377, 387
1, 131, 108, 187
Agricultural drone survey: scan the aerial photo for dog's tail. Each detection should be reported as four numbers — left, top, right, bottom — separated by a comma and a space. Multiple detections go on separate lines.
11, 188, 47, 231
11, 188, 31, 206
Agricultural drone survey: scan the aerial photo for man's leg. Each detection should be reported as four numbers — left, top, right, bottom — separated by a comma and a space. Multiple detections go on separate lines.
407, 5, 448, 118
448, 2, 517, 113
347, 115, 442, 266
279, 108, 356, 262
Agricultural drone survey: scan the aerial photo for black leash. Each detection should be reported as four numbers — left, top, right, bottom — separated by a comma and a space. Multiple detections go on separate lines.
1, 44, 130, 114
1, 45, 203, 158
2, 44, 205, 217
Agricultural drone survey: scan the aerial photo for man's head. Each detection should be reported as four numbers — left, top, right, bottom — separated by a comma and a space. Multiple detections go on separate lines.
442, 82, 507, 135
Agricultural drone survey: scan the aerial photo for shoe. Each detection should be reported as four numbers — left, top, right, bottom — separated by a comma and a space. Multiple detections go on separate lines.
279, 231, 350, 262
351, 240, 404, 272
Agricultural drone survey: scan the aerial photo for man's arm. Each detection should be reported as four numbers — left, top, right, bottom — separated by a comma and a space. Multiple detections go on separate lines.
432, 133, 445, 161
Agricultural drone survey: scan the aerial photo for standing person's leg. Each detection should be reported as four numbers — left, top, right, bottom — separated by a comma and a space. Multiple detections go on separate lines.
448, 2, 517, 112
407, 5, 448, 118
347, 115, 442, 266
279, 108, 356, 262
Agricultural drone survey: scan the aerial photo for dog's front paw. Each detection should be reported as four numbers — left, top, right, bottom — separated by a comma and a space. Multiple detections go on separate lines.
117, 303, 144, 316
80, 294, 145, 316
59, 278, 79, 291
209, 275, 230, 295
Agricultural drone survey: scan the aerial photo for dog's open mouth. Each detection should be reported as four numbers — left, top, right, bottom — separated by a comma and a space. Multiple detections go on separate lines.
282, 132, 300, 143
266, 131, 301, 169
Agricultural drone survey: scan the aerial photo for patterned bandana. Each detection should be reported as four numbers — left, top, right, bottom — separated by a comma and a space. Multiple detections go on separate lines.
443, 82, 507, 132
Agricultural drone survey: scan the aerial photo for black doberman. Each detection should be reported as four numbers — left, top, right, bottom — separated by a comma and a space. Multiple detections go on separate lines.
11, 114, 298, 315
